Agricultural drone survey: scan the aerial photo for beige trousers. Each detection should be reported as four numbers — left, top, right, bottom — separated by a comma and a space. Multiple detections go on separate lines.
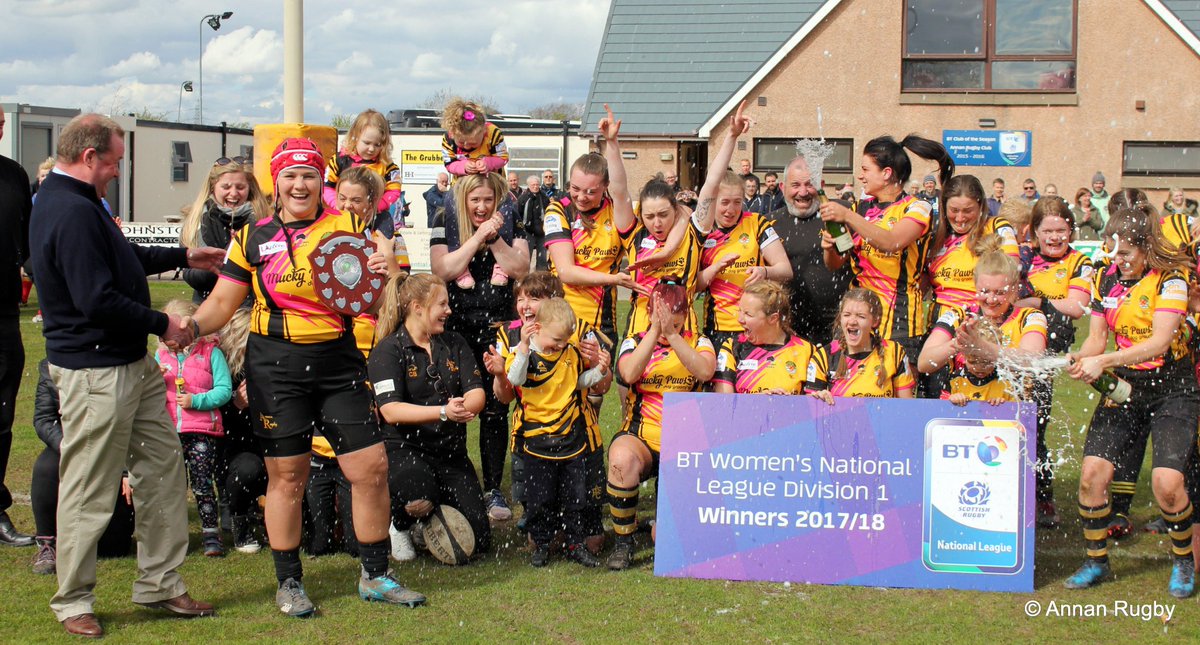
49, 355, 189, 621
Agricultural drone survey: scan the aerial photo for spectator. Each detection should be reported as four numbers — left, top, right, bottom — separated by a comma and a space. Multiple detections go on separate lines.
742, 175, 767, 213
29, 358, 135, 576
738, 158, 758, 183
542, 169, 561, 199
507, 171, 521, 203
770, 156, 852, 346
423, 172, 450, 228
0, 109, 32, 548
216, 308, 267, 555
1019, 178, 1040, 204
666, 170, 698, 209
32, 156, 54, 200
305, 430, 357, 557
1071, 187, 1103, 240
30, 113, 222, 636
1164, 187, 1198, 221
518, 175, 550, 270
761, 171, 785, 213
1044, 183, 1060, 199
1088, 171, 1110, 217
987, 177, 1005, 217
916, 174, 941, 221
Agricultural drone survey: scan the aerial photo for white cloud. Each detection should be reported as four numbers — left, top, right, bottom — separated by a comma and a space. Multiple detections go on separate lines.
104, 51, 162, 78
335, 51, 374, 75
411, 53, 450, 80
202, 27, 283, 76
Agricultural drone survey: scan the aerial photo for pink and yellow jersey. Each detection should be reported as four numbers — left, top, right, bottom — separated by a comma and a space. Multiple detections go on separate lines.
810, 339, 914, 398
324, 153, 402, 198
927, 216, 1019, 315
1025, 248, 1093, 301
624, 217, 702, 335
1091, 265, 1191, 370
543, 198, 633, 332
847, 195, 932, 339
222, 210, 368, 344
700, 212, 781, 334
441, 122, 508, 173
713, 333, 819, 394
934, 305, 1048, 357
618, 331, 714, 453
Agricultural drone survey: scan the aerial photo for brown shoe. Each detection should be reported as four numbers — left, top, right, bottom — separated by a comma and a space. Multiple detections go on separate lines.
61, 613, 103, 638
136, 592, 215, 617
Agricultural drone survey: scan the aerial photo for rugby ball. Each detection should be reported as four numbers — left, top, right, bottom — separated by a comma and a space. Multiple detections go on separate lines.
423, 505, 476, 565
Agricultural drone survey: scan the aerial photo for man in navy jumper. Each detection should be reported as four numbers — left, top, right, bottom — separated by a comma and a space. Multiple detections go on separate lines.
29, 114, 225, 638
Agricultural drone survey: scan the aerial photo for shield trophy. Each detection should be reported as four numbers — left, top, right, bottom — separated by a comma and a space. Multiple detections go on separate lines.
308, 232, 385, 315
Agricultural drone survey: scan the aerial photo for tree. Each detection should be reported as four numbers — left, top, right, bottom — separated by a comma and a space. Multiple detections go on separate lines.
417, 88, 500, 116
130, 108, 168, 121
526, 102, 585, 121
330, 114, 355, 130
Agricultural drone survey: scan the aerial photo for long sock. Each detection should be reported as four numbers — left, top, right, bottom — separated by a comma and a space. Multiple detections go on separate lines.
359, 539, 390, 579
608, 482, 639, 537
1079, 501, 1111, 563
272, 548, 303, 584
1163, 503, 1194, 559
1110, 481, 1137, 516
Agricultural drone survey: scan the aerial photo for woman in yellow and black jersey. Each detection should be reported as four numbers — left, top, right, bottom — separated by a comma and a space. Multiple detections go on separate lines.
624, 178, 703, 335
820, 134, 955, 364
712, 281, 820, 395
808, 288, 915, 402
1064, 208, 1199, 597
926, 175, 1020, 321
1111, 187, 1198, 262
544, 106, 642, 340
192, 138, 424, 614
692, 102, 791, 351
1016, 198, 1094, 353
607, 282, 716, 570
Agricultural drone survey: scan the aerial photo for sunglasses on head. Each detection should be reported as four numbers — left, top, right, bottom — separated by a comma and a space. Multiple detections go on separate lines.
215, 156, 247, 167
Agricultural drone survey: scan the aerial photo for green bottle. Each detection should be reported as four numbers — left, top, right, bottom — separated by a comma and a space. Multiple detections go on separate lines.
1092, 370, 1132, 404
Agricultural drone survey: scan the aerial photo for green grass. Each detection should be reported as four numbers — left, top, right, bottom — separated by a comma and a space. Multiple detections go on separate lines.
0, 281, 1196, 641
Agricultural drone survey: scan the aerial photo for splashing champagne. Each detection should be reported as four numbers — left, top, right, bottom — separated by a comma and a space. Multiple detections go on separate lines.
796, 138, 853, 254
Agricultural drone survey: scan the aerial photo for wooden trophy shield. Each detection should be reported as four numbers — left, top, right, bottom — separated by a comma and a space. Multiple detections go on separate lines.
309, 232, 383, 315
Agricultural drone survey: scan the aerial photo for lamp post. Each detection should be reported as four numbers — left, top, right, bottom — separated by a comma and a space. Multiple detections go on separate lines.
198, 11, 233, 125
177, 81, 194, 122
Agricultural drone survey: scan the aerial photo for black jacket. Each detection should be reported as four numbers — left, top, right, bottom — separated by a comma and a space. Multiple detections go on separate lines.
517, 189, 550, 236
33, 359, 63, 450
0, 154, 30, 319
184, 201, 252, 302
30, 171, 188, 369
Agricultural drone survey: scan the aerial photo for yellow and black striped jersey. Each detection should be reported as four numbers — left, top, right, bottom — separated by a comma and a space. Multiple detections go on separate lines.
810, 338, 915, 398
624, 217, 703, 335
617, 331, 714, 453
543, 198, 633, 332
846, 194, 932, 340
504, 343, 599, 459
941, 368, 1014, 403
700, 212, 781, 334
1091, 264, 1191, 370
713, 333, 819, 394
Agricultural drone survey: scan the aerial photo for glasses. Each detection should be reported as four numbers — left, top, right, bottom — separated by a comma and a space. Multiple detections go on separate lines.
215, 156, 247, 167
425, 363, 450, 401
1023, 186, 1036, 191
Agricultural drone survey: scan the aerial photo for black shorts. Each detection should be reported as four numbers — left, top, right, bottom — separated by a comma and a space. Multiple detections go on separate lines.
1083, 362, 1199, 474
612, 430, 661, 482
246, 333, 381, 458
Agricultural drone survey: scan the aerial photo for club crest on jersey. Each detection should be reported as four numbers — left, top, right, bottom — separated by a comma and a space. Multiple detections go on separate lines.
738, 233, 750, 246
1139, 295, 1150, 310
784, 360, 797, 375
1055, 268, 1067, 280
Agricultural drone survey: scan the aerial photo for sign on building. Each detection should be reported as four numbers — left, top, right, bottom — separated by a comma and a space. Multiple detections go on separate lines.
400, 150, 445, 185
943, 130, 1032, 167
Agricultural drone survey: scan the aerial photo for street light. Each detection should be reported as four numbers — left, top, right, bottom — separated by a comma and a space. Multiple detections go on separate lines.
178, 81, 193, 122
198, 11, 233, 125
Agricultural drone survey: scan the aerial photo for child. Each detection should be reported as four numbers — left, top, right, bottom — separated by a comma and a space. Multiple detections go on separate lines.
323, 109, 402, 213
505, 298, 609, 567
441, 98, 509, 178
941, 340, 1016, 407
808, 288, 916, 403
155, 299, 233, 557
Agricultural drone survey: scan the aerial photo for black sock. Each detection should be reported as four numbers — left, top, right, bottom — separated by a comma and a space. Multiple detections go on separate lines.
359, 539, 390, 579
272, 548, 303, 585
1163, 503, 1194, 560
1079, 501, 1111, 563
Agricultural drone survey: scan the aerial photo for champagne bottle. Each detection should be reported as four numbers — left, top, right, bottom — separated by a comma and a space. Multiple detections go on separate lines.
1091, 370, 1132, 404
823, 196, 854, 254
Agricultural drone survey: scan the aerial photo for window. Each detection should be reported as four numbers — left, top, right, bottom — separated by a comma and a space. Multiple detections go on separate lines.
507, 147, 560, 180
903, 0, 1076, 92
1122, 142, 1200, 177
753, 138, 853, 174
171, 141, 192, 183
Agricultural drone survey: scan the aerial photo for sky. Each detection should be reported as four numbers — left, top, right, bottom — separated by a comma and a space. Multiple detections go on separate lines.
0, 0, 611, 126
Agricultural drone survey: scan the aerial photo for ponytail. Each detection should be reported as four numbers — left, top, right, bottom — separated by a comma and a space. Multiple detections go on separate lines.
863, 134, 954, 190
373, 272, 444, 344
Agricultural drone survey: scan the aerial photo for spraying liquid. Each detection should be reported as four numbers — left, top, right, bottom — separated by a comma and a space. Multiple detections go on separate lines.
796, 137, 852, 253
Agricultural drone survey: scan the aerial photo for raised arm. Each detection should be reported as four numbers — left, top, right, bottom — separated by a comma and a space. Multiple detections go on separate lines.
694, 101, 751, 232
599, 104, 635, 233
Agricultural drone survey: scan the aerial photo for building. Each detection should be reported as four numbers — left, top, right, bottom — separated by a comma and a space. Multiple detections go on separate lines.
582, 0, 1200, 205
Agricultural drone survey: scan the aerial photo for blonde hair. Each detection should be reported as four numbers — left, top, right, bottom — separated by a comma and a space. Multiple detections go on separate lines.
719, 170, 744, 193
974, 247, 1020, 285
441, 98, 488, 139
997, 199, 1032, 236
343, 109, 393, 165
831, 288, 887, 388
180, 161, 270, 248
38, 156, 55, 173
742, 281, 792, 334
563, 153, 610, 231
157, 299, 198, 350
374, 272, 444, 342
534, 297, 577, 333
218, 307, 251, 377
452, 172, 507, 244
337, 165, 385, 218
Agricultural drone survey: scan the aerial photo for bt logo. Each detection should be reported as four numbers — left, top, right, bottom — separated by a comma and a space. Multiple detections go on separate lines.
942, 435, 1007, 467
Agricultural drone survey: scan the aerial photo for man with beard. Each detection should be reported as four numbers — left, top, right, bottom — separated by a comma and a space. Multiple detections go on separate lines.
768, 157, 853, 345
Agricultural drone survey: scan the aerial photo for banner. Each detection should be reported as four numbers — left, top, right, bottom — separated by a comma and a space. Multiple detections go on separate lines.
400, 150, 445, 185
655, 393, 1036, 593
943, 130, 1032, 167
121, 222, 181, 247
